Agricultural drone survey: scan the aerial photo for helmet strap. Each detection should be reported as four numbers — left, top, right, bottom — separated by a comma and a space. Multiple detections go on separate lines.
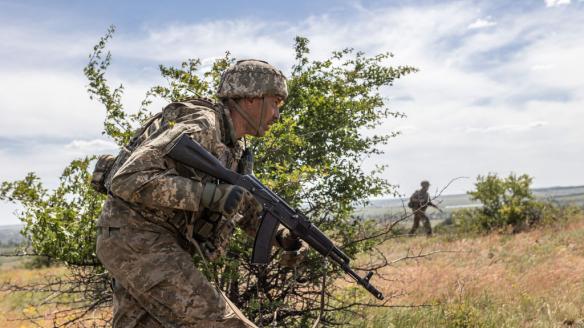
257, 97, 267, 136
226, 98, 264, 136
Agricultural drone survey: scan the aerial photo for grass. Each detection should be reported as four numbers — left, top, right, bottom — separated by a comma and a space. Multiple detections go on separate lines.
3, 215, 584, 327
0, 257, 69, 328
343, 215, 584, 327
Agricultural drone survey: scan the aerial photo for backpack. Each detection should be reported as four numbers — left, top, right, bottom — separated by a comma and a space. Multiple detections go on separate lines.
91, 154, 116, 194
407, 191, 419, 209
407, 199, 417, 209
90, 112, 163, 194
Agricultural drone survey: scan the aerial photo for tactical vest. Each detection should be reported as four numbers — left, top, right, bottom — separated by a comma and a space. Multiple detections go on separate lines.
91, 99, 253, 253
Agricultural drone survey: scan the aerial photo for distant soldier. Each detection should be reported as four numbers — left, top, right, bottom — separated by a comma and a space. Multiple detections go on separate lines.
408, 180, 440, 236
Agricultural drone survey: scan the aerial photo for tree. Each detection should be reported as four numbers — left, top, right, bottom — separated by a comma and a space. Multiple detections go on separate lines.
0, 160, 111, 326
0, 25, 417, 327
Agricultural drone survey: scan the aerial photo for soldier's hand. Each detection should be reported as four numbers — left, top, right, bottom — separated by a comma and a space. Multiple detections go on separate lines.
200, 215, 237, 261
201, 183, 262, 218
280, 247, 307, 268
277, 230, 306, 268
239, 189, 263, 220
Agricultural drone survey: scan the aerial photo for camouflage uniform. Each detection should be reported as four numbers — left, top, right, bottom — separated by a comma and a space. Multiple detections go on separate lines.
96, 99, 258, 328
408, 188, 434, 236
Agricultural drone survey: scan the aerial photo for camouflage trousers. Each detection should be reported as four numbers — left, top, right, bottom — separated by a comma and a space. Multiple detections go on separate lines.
96, 225, 257, 328
409, 211, 432, 236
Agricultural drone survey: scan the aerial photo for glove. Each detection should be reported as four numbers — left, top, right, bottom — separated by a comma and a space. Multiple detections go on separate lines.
201, 183, 262, 218
200, 215, 237, 261
276, 230, 307, 268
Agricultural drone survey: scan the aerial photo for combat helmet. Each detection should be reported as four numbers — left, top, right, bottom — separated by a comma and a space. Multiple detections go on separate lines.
421, 180, 430, 187
217, 59, 288, 99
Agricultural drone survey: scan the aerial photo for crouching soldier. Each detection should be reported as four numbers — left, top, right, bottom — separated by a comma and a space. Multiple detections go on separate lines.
94, 60, 304, 327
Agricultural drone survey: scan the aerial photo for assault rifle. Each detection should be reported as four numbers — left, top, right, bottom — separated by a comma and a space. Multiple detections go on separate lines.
167, 133, 384, 300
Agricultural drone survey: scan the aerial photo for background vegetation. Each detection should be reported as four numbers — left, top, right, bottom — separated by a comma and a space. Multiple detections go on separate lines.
449, 173, 581, 235
0, 26, 417, 327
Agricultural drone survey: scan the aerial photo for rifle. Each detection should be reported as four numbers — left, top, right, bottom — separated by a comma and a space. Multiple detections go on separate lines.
429, 201, 443, 213
166, 133, 384, 300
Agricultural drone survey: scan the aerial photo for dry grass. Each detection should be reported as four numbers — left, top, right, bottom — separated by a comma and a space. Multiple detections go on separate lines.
0, 259, 70, 327
348, 215, 584, 327
3, 217, 584, 327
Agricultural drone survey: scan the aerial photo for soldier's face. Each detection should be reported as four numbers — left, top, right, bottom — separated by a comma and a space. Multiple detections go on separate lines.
247, 96, 283, 136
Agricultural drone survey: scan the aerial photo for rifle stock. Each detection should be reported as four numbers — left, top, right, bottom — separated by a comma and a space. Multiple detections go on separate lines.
167, 133, 384, 300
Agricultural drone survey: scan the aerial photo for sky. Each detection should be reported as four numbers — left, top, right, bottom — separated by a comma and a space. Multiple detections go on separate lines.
0, 0, 583, 225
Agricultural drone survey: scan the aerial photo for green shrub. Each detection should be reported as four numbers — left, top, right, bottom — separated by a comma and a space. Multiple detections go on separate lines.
450, 173, 580, 234
23, 256, 54, 269
537, 202, 582, 228
442, 301, 487, 328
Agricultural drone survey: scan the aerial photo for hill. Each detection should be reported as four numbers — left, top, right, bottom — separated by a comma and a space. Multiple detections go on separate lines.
0, 224, 25, 246
357, 185, 584, 219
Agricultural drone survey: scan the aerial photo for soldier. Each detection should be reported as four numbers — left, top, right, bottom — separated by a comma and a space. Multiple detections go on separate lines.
94, 60, 304, 327
407, 180, 440, 236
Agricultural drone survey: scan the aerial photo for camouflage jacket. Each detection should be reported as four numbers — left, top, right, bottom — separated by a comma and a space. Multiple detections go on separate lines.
97, 98, 259, 254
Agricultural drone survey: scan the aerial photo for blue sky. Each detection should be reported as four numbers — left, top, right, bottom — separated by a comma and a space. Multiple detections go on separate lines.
1, 0, 583, 225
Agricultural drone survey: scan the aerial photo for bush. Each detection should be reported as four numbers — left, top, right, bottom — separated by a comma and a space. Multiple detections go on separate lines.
450, 173, 579, 234
536, 201, 582, 228
449, 208, 483, 234
23, 256, 54, 269
442, 301, 487, 328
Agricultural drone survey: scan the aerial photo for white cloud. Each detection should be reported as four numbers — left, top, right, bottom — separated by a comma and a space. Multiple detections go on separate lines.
0, 72, 103, 138
531, 64, 555, 71
0, 144, 81, 190
0, 70, 165, 140
65, 139, 118, 153
1, 0, 584, 222
468, 18, 497, 30
545, 0, 571, 7
0, 23, 97, 74
112, 20, 295, 70
0, 202, 21, 226
464, 121, 548, 134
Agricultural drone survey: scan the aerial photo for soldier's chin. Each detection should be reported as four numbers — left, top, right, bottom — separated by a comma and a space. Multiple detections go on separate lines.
254, 128, 266, 137
255, 125, 270, 137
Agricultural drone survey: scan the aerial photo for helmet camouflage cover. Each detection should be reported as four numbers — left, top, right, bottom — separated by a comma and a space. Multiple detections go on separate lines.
217, 59, 288, 99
